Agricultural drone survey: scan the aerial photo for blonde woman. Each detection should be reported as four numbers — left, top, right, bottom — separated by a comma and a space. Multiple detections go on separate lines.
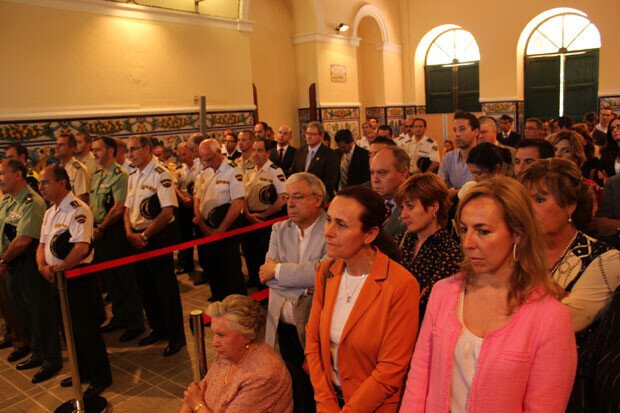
181, 295, 293, 413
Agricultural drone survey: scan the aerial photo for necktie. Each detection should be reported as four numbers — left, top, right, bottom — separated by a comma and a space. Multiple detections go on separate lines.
339, 152, 350, 189
278, 148, 284, 164
384, 200, 393, 223
305, 148, 314, 171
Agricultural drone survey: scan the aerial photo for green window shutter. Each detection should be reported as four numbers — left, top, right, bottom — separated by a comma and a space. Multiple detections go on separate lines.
456, 63, 480, 112
564, 49, 599, 122
525, 55, 560, 120
425, 65, 454, 114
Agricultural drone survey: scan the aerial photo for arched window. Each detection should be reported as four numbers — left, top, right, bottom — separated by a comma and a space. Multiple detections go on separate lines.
425, 28, 480, 113
524, 12, 601, 121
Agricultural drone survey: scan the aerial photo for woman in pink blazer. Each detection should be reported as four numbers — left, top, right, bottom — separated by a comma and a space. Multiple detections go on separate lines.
400, 177, 577, 413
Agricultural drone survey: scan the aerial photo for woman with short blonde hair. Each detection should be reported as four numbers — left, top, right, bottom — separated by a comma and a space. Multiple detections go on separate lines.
547, 130, 587, 168
181, 295, 293, 413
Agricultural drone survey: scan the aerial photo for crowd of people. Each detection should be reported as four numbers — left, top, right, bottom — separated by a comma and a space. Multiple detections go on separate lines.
0, 108, 619, 412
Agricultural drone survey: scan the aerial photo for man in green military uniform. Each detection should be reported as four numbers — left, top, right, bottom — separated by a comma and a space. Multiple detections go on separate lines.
0, 159, 62, 383
91, 136, 145, 342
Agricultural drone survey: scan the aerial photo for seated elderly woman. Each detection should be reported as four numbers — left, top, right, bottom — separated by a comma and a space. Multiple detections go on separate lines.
180, 295, 293, 413
519, 158, 620, 339
394, 173, 463, 321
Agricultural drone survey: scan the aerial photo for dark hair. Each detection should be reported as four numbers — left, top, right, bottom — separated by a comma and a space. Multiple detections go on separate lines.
454, 110, 480, 130
76, 132, 92, 144
334, 129, 354, 144
557, 116, 574, 129
600, 118, 620, 166
130, 135, 154, 149
525, 118, 543, 129
5, 159, 28, 179
59, 132, 77, 148
239, 129, 254, 140
6, 143, 28, 160
50, 165, 72, 190
336, 185, 401, 262
368, 116, 378, 123
467, 142, 510, 172
516, 138, 555, 159
583, 112, 598, 123
519, 158, 594, 230
413, 118, 427, 128
377, 125, 393, 137
255, 121, 269, 130
499, 114, 513, 123
371, 136, 396, 146
225, 132, 239, 142
322, 132, 331, 145
253, 138, 272, 151
191, 133, 207, 146
93, 135, 118, 157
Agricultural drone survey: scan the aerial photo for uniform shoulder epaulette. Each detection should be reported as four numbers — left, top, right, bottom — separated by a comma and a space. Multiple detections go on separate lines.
94, 169, 102, 175
246, 165, 255, 170
229, 161, 238, 168
25, 194, 33, 204
114, 166, 122, 175
155, 166, 165, 174
129, 169, 137, 175
269, 163, 278, 169
73, 162, 82, 169
427, 138, 434, 143
70, 200, 80, 209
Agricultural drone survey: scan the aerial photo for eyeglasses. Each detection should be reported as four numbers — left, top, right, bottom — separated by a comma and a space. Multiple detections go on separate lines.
127, 145, 145, 153
305, 132, 319, 136
282, 193, 316, 203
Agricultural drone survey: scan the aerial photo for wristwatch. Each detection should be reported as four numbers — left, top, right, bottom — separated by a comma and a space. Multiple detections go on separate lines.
0, 258, 7, 266
140, 233, 148, 242
193, 403, 204, 412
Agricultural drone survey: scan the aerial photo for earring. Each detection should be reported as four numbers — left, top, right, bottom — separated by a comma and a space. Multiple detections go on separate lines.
567, 214, 572, 223
245, 344, 250, 350
512, 243, 519, 262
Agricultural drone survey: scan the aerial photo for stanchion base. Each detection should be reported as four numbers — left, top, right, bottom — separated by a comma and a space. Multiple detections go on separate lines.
54, 396, 108, 413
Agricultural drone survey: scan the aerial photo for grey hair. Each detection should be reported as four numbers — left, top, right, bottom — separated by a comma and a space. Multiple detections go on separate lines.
201, 138, 221, 153
206, 295, 266, 342
286, 172, 327, 208
306, 121, 324, 136
478, 116, 498, 133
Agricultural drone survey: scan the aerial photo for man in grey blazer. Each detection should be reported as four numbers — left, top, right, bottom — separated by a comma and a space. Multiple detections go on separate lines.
259, 172, 328, 368
370, 146, 409, 238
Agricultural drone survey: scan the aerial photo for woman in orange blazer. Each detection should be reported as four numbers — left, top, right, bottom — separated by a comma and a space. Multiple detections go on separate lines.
305, 186, 420, 412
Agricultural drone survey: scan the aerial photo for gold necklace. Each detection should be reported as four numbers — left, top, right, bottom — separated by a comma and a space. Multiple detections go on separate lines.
549, 231, 578, 276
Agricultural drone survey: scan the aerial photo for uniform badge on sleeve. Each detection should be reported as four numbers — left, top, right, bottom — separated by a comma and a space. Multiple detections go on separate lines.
160, 179, 172, 188
235, 174, 243, 182
25, 195, 33, 204
155, 166, 165, 174
70, 200, 80, 209
277, 174, 285, 182
75, 214, 87, 223
114, 167, 121, 175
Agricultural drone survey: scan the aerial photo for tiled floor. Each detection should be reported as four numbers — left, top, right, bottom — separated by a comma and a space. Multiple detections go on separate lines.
0, 268, 252, 412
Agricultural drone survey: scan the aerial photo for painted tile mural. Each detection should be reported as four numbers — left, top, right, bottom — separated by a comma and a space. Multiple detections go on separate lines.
320, 107, 360, 140
481, 101, 523, 134
365, 107, 386, 125
599, 96, 620, 117
0, 111, 254, 170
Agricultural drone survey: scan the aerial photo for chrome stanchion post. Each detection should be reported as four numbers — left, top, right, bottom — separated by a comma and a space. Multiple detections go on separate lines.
54, 270, 108, 413
190, 310, 208, 382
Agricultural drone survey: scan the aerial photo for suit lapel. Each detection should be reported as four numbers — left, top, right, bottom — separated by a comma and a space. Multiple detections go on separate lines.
307, 145, 323, 171
299, 212, 326, 262
285, 221, 300, 264
339, 251, 388, 344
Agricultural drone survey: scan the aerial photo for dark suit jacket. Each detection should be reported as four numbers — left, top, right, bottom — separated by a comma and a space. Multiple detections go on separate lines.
292, 144, 339, 199
594, 174, 620, 249
593, 129, 608, 146
497, 131, 521, 148
269, 145, 297, 177
341, 145, 370, 188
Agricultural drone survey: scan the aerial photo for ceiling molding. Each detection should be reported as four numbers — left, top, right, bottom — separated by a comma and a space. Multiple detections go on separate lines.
4, 0, 255, 32
293, 32, 360, 47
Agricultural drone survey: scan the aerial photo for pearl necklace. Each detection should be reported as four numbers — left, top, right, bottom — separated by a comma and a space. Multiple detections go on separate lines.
549, 231, 578, 276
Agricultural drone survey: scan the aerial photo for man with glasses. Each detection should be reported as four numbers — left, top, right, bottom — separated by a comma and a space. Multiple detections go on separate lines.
292, 121, 339, 200
395, 117, 415, 149
260, 172, 327, 369
91, 137, 145, 343
55, 132, 91, 204
193, 139, 246, 297
123, 136, 185, 357
222, 132, 242, 161
36, 165, 111, 394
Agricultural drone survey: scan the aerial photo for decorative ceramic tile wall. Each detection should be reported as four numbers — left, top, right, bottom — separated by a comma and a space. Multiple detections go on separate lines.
599, 96, 620, 117
297, 107, 361, 145
481, 100, 524, 134
0, 110, 255, 169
